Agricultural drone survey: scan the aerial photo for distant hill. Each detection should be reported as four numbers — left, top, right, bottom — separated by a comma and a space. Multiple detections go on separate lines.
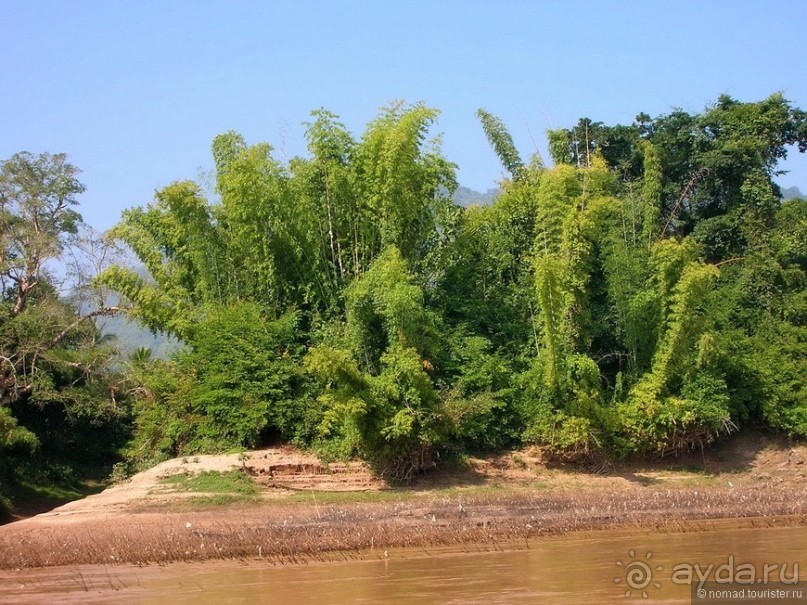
75, 271, 181, 359
455, 185, 804, 203
99, 314, 181, 359
453, 186, 500, 207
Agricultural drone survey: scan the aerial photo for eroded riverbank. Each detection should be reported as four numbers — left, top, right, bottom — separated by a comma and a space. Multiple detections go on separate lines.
2, 487, 807, 569
1, 433, 806, 569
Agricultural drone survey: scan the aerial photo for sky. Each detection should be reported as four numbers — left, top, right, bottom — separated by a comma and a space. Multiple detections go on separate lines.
2, 0, 807, 231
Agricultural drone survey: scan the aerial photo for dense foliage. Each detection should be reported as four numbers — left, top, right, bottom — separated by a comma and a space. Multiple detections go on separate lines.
3, 94, 805, 494
0, 153, 129, 517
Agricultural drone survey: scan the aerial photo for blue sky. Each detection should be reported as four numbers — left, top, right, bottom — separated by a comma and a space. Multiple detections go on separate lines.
2, 0, 806, 230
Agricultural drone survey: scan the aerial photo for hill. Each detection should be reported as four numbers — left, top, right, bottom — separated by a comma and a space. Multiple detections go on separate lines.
782, 185, 805, 199
452, 185, 499, 207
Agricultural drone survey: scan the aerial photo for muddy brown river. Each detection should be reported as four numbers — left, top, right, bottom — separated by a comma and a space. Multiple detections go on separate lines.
2, 523, 805, 604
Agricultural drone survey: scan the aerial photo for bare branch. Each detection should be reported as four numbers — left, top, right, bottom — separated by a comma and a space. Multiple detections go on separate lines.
661, 167, 709, 236
47, 306, 125, 349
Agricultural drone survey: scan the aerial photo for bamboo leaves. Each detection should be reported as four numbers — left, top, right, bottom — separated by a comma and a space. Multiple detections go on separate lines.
101, 94, 807, 470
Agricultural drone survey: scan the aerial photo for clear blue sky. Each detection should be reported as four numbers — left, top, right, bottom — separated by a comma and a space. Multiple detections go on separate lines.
3, 0, 806, 230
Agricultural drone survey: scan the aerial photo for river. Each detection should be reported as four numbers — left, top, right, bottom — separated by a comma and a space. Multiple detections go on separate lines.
2, 523, 805, 604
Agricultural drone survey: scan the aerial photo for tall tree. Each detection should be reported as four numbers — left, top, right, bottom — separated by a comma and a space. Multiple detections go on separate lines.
0, 152, 84, 316
306, 247, 443, 481
0, 153, 122, 405
0, 153, 130, 516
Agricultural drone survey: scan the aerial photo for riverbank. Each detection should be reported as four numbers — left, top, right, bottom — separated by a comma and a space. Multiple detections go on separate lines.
2, 433, 806, 569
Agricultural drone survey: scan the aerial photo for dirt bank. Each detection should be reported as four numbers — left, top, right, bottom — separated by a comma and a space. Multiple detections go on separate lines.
1, 434, 806, 569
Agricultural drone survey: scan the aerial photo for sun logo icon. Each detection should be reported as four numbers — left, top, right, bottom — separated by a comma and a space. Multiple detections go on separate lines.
614, 550, 663, 599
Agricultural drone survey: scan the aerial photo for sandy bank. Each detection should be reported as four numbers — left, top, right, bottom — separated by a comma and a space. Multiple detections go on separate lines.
2, 434, 806, 569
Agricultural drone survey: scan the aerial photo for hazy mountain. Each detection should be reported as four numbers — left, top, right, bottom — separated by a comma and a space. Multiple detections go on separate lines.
99, 314, 181, 359
453, 185, 500, 207
76, 268, 182, 359
782, 185, 805, 200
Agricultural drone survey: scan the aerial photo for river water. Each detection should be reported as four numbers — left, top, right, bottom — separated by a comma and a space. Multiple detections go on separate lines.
2, 523, 805, 604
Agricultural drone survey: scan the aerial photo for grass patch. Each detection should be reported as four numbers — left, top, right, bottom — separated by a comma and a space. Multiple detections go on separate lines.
16, 480, 86, 501
3, 467, 110, 522
160, 470, 259, 496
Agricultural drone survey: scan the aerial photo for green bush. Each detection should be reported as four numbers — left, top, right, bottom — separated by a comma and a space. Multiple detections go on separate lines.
126, 302, 307, 461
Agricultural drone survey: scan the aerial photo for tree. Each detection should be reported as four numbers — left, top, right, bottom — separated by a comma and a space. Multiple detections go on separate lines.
100, 103, 458, 333
0, 152, 84, 316
0, 152, 130, 516
306, 248, 444, 481
552, 94, 807, 241
99, 95, 807, 478
124, 302, 307, 461
0, 153, 122, 406
353, 102, 457, 268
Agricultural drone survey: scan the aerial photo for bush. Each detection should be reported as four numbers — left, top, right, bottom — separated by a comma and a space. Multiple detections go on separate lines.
126, 302, 307, 462
615, 372, 733, 456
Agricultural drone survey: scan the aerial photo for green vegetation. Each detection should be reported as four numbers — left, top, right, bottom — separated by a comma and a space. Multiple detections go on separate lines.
157, 470, 260, 507
0, 152, 130, 519
160, 470, 259, 495
1, 93, 805, 511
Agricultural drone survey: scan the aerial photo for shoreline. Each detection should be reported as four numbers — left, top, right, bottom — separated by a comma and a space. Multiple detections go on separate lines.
2, 483, 806, 569
4, 519, 806, 605
2, 433, 807, 570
